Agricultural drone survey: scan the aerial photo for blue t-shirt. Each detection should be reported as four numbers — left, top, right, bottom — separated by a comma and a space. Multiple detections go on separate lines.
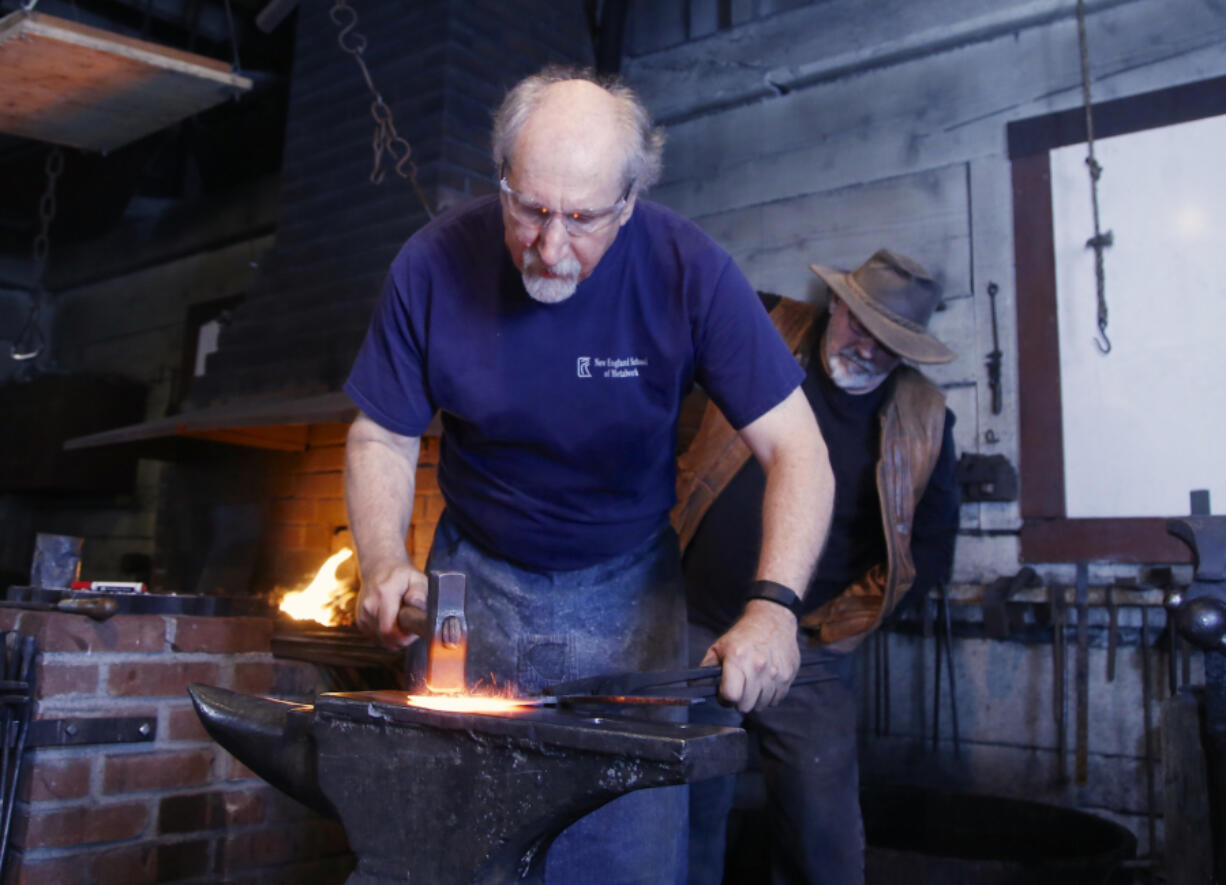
345, 195, 803, 570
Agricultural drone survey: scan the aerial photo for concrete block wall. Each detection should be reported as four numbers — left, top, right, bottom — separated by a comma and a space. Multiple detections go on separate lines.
2, 610, 349, 883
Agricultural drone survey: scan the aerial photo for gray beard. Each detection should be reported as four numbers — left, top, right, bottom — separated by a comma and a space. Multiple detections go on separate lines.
522, 251, 581, 304
827, 351, 889, 392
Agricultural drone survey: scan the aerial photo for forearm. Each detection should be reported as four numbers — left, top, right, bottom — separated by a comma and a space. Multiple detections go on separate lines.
703, 388, 831, 713
345, 413, 421, 582
747, 390, 833, 597
756, 441, 831, 597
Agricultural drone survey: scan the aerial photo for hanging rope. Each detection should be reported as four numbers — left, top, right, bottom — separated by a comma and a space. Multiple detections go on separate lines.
11, 147, 63, 362
1076, 0, 1113, 354
329, 0, 434, 218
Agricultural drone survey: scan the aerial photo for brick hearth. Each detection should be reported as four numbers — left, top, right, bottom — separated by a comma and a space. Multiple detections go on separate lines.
3, 609, 351, 884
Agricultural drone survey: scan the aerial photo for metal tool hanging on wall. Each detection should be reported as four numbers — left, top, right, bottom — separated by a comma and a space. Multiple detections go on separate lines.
1076, 0, 1113, 354
984, 282, 1003, 415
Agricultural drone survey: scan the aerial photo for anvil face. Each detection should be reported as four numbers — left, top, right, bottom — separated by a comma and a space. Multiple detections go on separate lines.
189, 685, 746, 885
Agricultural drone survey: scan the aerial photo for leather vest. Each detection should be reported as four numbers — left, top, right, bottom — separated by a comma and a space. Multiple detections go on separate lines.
671, 297, 947, 648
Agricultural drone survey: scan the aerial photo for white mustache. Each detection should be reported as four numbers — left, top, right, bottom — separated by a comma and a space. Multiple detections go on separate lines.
523, 249, 580, 280
836, 350, 878, 373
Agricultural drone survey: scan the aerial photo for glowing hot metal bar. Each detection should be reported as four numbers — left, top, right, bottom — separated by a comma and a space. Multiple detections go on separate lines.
401, 693, 537, 714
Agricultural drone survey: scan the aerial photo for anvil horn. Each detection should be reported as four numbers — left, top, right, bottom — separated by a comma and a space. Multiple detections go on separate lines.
187, 683, 337, 818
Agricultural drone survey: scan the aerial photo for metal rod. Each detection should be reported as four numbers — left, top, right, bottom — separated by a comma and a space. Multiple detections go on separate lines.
933, 596, 942, 752
1074, 563, 1090, 785
940, 583, 960, 757
882, 629, 891, 737
873, 631, 884, 737
1139, 606, 1157, 856
0, 636, 34, 877
1053, 586, 1068, 784
0, 634, 10, 878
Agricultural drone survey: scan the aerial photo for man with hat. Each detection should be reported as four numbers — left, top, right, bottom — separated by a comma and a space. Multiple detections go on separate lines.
678, 249, 961, 884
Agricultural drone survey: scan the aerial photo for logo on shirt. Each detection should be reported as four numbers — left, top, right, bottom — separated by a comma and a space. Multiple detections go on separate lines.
577, 355, 649, 379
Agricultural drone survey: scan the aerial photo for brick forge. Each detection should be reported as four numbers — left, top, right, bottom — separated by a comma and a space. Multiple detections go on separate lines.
0, 422, 446, 883
258, 424, 445, 598
2, 609, 351, 884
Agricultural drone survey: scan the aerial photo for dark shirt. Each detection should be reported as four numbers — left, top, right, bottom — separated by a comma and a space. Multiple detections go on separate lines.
345, 196, 803, 570
685, 314, 960, 634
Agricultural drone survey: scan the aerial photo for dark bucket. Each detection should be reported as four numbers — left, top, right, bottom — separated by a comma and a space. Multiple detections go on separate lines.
862, 785, 1137, 885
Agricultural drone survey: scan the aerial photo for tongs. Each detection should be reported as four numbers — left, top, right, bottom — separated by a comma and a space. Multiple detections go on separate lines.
539, 648, 840, 707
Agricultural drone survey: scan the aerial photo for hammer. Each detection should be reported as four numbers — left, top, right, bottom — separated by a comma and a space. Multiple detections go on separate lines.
395, 571, 468, 694
0, 596, 119, 621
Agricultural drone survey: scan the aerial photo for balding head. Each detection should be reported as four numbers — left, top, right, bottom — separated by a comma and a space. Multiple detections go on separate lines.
491, 67, 664, 194
513, 80, 629, 189
510, 80, 633, 204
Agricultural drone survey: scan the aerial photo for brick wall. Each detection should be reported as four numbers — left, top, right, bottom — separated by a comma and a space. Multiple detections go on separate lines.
258, 425, 444, 597
2, 610, 351, 884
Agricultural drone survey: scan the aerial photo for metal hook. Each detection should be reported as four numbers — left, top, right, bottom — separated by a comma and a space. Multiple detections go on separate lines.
1094, 320, 1111, 355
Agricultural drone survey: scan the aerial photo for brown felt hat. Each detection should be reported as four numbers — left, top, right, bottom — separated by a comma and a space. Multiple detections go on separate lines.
808, 249, 955, 364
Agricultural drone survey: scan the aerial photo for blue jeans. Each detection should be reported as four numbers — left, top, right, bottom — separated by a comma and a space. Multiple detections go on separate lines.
687, 622, 863, 885
420, 511, 689, 885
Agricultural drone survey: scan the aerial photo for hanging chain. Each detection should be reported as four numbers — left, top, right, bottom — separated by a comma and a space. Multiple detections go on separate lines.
11, 147, 63, 362
1076, 0, 1113, 355
31, 147, 63, 284
329, 0, 434, 218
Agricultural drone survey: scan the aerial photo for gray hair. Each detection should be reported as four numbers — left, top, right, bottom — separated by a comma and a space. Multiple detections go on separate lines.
491, 65, 666, 194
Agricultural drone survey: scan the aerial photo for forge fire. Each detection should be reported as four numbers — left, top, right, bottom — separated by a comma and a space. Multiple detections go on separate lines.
278, 547, 355, 627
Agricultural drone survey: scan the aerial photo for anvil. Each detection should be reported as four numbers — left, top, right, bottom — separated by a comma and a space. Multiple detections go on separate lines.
189, 683, 746, 885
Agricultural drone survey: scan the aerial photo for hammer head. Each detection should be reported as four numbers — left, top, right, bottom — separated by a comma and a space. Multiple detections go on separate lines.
425, 571, 468, 694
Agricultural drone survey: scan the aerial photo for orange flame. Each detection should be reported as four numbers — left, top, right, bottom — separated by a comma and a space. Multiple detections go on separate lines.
278, 548, 353, 626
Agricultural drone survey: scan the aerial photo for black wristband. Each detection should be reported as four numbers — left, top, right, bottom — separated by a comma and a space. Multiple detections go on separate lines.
746, 579, 803, 616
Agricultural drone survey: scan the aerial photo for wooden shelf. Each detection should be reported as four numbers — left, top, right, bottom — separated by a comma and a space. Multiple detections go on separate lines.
0, 10, 252, 152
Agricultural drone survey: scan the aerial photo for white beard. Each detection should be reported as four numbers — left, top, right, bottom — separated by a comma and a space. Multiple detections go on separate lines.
827, 351, 890, 392
521, 250, 581, 304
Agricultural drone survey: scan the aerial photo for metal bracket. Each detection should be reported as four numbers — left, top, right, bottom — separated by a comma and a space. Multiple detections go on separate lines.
26, 716, 156, 748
